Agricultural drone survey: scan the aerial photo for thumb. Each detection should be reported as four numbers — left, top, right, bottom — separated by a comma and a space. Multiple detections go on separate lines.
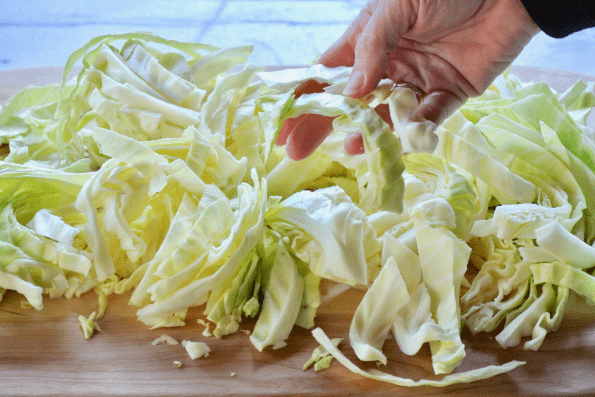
343, 0, 412, 98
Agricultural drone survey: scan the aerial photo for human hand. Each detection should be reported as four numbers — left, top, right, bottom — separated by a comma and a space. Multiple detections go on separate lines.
277, 0, 540, 160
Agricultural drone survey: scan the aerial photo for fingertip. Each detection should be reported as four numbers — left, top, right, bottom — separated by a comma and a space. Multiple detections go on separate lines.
276, 116, 302, 146
285, 142, 306, 161
284, 114, 334, 161
342, 70, 365, 97
342, 64, 387, 98
344, 132, 365, 155
278, 81, 329, 146
318, 36, 356, 68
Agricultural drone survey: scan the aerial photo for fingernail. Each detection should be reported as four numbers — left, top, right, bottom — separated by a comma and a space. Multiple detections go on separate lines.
343, 71, 364, 97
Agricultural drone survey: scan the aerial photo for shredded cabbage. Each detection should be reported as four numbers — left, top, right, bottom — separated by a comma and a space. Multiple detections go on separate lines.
1, 33, 595, 388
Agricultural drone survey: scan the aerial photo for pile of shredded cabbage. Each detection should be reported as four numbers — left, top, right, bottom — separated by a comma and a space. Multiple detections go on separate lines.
1, 33, 595, 387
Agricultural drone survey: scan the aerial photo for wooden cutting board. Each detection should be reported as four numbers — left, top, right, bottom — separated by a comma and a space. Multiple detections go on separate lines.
2, 66, 595, 397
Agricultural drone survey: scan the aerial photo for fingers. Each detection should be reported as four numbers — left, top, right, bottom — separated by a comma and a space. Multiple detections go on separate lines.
280, 90, 461, 161
343, 90, 464, 158
341, 103, 391, 156
416, 91, 465, 125
276, 115, 302, 146
279, 0, 422, 160
279, 87, 464, 161
276, 80, 330, 146
285, 114, 334, 161
344, 132, 365, 155
343, 0, 414, 98
318, 35, 356, 68
318, 0, 408, 96
317, 0, 379, 68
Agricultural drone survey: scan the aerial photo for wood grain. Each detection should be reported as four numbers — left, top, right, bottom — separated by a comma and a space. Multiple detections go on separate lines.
2, 66, 595, 397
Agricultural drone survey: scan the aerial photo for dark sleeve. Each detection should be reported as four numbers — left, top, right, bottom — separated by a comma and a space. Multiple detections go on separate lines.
520, 0, 595, 38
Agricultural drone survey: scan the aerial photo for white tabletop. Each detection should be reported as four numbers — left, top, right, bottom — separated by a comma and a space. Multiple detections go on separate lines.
1, 0, 594, 76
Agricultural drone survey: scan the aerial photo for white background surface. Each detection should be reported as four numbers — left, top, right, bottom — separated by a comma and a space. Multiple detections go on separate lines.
1, 0, 594, 76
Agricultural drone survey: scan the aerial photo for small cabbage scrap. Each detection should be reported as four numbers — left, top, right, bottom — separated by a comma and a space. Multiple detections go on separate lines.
182, 340, 211, 359
197, 320, 213, 337
303, 337, 342, 371
78, 311, 100, 339
151, 334, 179, 345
